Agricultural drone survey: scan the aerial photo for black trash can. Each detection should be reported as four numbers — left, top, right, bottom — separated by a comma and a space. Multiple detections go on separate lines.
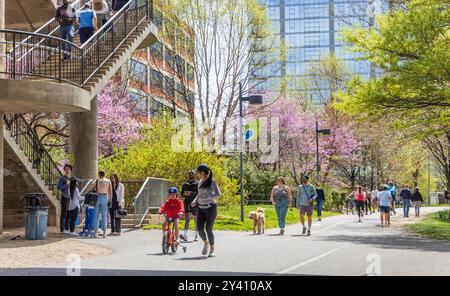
24, 193, 45, 207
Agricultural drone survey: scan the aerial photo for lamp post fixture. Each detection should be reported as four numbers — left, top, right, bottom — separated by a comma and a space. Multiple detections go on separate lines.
239, 83, 263, 222
315, 121, 331, 184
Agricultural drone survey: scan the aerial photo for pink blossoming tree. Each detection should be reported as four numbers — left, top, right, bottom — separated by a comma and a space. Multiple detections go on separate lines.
97, 83, 141, 157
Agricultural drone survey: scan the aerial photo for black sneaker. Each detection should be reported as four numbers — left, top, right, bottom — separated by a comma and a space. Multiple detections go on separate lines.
302, 227, 307, 235
307, 229, 311, 236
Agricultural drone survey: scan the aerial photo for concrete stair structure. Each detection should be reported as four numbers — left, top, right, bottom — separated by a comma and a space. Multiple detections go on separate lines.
121, 213, 165, 229
0, 0, 159, 233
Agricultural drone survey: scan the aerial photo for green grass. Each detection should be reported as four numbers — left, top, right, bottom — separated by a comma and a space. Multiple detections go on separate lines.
143, 205, 340, 231
406, 210, 450, 240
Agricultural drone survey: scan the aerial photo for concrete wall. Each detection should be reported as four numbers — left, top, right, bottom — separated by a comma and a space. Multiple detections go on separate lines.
2, 139, 57, 228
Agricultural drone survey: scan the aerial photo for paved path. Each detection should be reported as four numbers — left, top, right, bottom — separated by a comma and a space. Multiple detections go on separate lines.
1, 207, 449, 276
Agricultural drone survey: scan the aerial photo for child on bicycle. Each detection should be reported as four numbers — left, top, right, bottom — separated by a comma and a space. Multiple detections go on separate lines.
158, 187, 184, 245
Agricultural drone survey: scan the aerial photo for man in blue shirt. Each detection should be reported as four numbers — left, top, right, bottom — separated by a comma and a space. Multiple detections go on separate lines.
399, 184, 413, 218
76, 3, 97, 44
297, 175, 318, 236
57, 164, 73, 233
388, 182, 397, 215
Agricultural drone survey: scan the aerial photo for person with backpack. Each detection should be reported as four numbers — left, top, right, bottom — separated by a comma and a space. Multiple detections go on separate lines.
76, 3, 97, 45
191, 164, 221, 257
92, 0, 109, 28
55, 0, 76, 60
180, 170, 199, 242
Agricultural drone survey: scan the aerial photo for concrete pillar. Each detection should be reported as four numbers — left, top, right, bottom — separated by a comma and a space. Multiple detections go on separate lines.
0, 113, 4, 234
70, 96, 98, 180
1, 0, 5, 234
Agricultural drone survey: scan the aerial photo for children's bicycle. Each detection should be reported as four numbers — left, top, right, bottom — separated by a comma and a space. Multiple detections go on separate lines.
162, 217, 187, 255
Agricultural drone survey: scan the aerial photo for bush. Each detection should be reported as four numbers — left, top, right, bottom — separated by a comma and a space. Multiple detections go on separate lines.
99, 117, 239, 208
324, 190, 347, 213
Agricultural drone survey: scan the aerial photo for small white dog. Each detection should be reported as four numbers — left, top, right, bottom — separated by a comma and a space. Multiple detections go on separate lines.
248, 208, 265, 235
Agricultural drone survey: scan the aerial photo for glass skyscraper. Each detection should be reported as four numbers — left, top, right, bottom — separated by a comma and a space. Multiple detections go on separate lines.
253, 0, 382, 105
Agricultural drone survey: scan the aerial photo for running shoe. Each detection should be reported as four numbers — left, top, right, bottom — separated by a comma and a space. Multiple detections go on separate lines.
280, 228, 285, 235
202, 244, 209, 256
208, 249, 216, 257
307, 229, 311, 236
302, 227, 307, 235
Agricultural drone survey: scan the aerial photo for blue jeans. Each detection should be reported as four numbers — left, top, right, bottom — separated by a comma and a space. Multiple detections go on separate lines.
94, 194, 108, 233
275, 198, 289, 229
403, 199, 411, 217
59, 25, 74, 58
316, 199, 324, 217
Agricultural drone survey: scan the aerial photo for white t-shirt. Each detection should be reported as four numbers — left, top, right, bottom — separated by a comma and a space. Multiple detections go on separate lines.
379, 190, 392, 207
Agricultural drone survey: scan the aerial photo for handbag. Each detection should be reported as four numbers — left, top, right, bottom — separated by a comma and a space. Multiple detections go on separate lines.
115, 208, 128, 219
303, 185, 315, 205
84, 180, 99, 206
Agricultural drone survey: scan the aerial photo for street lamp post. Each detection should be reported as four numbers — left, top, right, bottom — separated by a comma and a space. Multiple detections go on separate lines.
315, 121, 331, 184
239, 83, 263, 222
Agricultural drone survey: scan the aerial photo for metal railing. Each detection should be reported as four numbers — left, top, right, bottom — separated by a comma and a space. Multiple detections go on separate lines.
0, 0, 153, 87
131, 177, 169, 227
3, 114, 63, 197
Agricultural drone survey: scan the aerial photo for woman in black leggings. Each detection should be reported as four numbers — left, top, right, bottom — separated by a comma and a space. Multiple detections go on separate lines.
191, 164, 221, 257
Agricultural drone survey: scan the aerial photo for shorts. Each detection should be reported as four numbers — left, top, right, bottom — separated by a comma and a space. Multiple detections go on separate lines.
300, 205, 313, 216
184, 199, 198, 216
380, 206, 390, 214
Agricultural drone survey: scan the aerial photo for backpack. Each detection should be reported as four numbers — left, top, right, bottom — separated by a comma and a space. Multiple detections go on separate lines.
93, 0, 104, 11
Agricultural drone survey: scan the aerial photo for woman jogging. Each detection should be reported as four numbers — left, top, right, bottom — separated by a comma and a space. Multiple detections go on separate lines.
191, 164, 221, 257
270, 177, 292, 235
354, 186, 365, 222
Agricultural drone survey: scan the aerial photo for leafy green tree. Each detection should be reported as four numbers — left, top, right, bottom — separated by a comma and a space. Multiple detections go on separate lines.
99, 117, 239, 208
336, 0, 450, 126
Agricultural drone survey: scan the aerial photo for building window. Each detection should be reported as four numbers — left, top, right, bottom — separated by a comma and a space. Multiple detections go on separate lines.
164, 77, 175, 98
129, 59, 147, 85
150, 42, 163, 60
130, 92, 147, 115
150, 70, 163, 89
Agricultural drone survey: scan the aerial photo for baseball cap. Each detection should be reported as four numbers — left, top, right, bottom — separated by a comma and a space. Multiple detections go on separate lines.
168, 187, 178, 194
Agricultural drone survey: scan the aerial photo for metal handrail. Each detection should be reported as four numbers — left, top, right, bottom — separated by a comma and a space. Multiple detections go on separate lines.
131, 176, 169, 227
0, 0, 153, 87
3, 114, 63, 197
11, 0, 85, 62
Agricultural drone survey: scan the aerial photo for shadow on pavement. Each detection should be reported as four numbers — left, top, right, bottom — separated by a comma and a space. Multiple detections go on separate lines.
320, 234, 450, 253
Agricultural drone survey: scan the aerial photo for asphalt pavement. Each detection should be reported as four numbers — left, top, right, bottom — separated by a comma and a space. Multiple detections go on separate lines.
1, 206, 449, 276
